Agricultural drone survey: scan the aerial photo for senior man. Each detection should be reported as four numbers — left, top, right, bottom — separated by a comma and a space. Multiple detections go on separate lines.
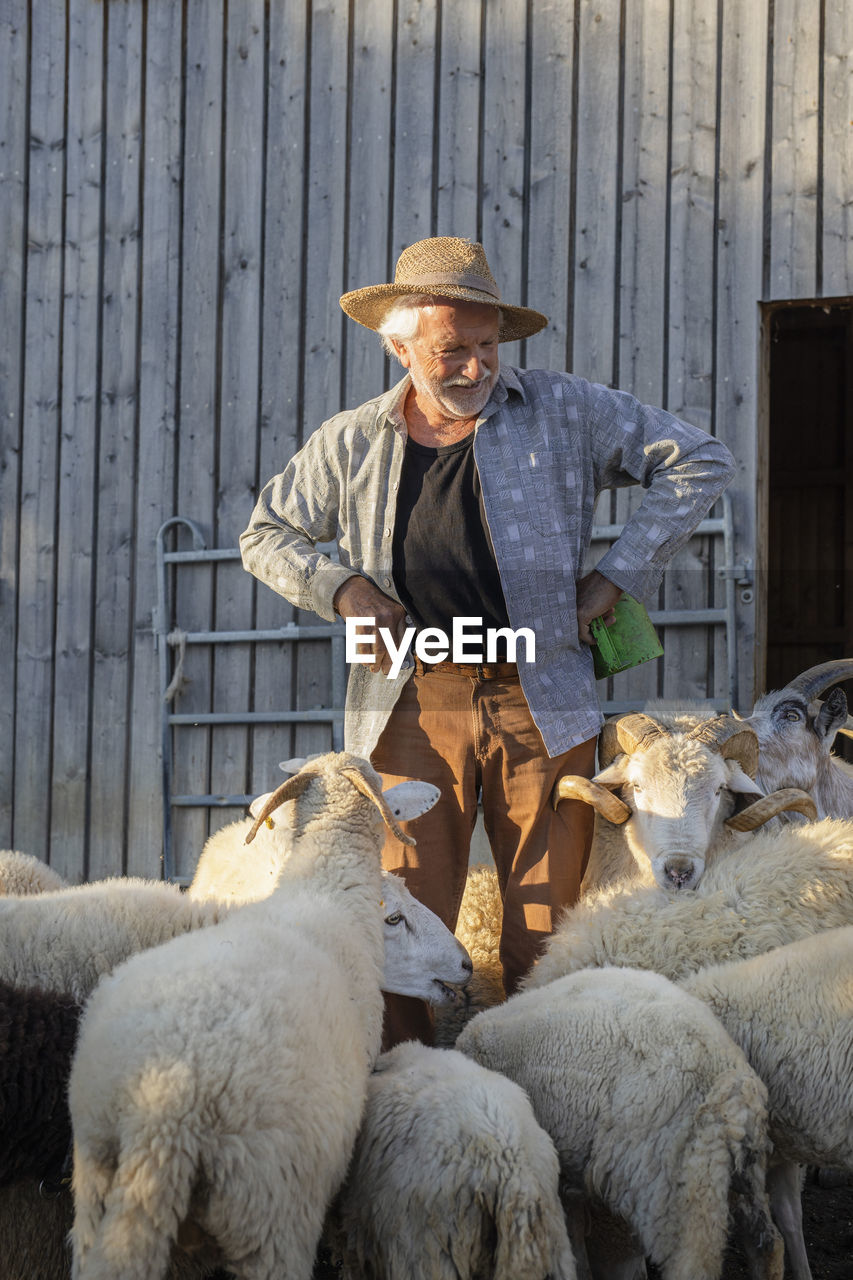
241, 236, 735, 1046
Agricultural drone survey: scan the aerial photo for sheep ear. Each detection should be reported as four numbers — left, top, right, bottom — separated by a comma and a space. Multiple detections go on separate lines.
725, 762, 765, 796
249, 791, 275, 818
380, 781, 441, 822
592, 759, 629, 788
278, 757, 307, 776
815, 687, 848, 745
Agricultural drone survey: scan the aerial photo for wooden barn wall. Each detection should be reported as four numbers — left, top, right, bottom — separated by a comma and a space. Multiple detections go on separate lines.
1, 0, 850, 882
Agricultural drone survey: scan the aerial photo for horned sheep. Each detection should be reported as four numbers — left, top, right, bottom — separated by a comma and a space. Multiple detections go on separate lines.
738, 658, 853, 818
456, 966, 783, 1280
68, 752, 466, 1280
556, 712, 816, 894
525, 816, 853, 991
326, 1041, 577, 1280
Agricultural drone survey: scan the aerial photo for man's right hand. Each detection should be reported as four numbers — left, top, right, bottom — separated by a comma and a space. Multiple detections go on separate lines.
333, 576, 411, 675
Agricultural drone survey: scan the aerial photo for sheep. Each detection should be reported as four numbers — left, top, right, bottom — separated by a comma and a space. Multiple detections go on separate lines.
456, 965, 783, 1280
0, 848, 68, 894
68, 752, 462, 1280
555, 712, 817, 894
325, 1040, 578, 1280
524, 816, 853, 991
737, 658, 853, 817
681, 927, 853, 1280
0, 980, 80, 1190
433, 860, 505, 1048
0, 876, 234, 1000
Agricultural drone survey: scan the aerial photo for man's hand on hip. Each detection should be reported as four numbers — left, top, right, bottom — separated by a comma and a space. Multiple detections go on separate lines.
333, 576, 411, 675
576, 570, 623, 645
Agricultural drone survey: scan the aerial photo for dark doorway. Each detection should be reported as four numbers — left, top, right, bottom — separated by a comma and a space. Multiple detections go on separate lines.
763, 300, 853, 751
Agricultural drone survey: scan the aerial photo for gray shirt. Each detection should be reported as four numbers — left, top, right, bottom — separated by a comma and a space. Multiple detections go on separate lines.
240, 365, 736, 757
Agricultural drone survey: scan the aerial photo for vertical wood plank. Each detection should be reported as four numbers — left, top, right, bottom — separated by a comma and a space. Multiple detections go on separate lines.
126, 0, 185, 879
769, 0, 820, 299
391, 0, 438, 252
611, 0, 671, 711
298, 0, 349, 759
51, 0, 105, 882
435, 0, 482, 238
660, 0, 719, 706
571, 0, 621, 384
248, 0, 311, 809
14, 0, 66, 866
716, 0, 768, 709
822, 0, 853, 295
88, 0, 144, 881
524, 0, 575, 373
204, 0, 267, 883
480, 0, 528, 371
343, 0, 394, 411
0, 2, 29, 846
168, 0, 224, 877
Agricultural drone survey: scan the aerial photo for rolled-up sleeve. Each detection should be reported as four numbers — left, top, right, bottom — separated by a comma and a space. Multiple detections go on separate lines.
240, 429, 356, 622
587, 381, 736, 600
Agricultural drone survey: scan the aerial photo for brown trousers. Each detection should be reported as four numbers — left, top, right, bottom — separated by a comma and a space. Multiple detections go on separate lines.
371, 665, 597, 1047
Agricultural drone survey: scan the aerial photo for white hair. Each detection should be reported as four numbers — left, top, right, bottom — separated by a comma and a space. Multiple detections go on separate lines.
377, 295, 503, 361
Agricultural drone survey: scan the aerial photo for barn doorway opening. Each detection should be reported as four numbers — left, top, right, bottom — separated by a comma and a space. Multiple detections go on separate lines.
762, 299, 853, 754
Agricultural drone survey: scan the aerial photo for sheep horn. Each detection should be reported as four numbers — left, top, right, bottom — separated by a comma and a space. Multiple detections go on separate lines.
686, 715, 760, 778
340, 767, 417, 846
552, 776, 631, 824
244, 772, 313, 844
598, 713, 666, 768
724, 787, 818, 831
838, 716, 853, 741
781, 659, 853, 703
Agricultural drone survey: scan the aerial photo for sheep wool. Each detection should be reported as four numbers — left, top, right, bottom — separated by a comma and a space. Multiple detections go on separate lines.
682, 927, 853, 1280
69, 753, 401, 1280
682, 926, 853, 1170
457, 966, 782, 1280
0, 849, 68, 895
0, 876, 232, 1000
327, 1041, 577, 1280
525, 816, 853, 991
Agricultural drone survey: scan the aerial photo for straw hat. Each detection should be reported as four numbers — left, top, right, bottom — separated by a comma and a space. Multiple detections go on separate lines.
339, 236, 548, 343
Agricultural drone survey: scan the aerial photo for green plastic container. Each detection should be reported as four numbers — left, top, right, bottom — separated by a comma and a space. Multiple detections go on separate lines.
590, 593, 664, 679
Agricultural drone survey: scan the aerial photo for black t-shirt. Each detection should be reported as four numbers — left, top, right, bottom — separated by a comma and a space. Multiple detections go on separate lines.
392, 433, 512, 659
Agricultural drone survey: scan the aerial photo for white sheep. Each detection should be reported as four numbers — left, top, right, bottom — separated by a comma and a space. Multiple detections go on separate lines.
0, 848, 69, 894
68, 752, 458, 1280
0, 876, 232, 1000
325, 1040, 577, 1280
525, 816, 853, 992
682, 927, 853, 1280
456, 966, 783, 1280
433, 861, 505, 1048
555, 712, 816, 894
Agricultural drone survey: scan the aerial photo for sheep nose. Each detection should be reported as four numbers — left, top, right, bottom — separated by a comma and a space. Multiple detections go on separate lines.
663, 857, 695, 889
461, 954, 474, 976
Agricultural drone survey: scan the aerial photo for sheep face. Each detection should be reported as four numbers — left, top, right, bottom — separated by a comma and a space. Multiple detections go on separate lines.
742, 687, 848, 809
595, 734, 763, 890
380, 873, 472, 1002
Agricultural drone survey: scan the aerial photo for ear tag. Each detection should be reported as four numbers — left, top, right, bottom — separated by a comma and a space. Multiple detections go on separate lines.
265, 817, 275, 829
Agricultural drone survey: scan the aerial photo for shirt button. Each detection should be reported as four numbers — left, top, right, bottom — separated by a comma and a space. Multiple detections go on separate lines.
384, 527, 391, 537
392, 481, 399, 490
383, 577, 391, 587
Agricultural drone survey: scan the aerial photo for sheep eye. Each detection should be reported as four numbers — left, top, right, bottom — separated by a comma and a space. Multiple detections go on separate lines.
385, 911, 404, 926
784, 710, 802, 722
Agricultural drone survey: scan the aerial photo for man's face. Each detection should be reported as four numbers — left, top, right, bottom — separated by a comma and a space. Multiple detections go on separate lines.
393, 301, 501, 420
